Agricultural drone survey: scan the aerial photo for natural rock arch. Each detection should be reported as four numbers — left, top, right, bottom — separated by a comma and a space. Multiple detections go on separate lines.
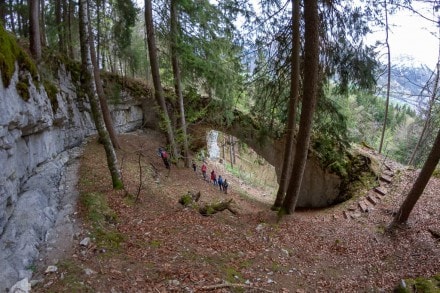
187, 109, 342, 208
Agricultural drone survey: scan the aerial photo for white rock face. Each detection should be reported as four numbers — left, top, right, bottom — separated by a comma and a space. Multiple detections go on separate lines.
0, 64, 145, 291
207, 130, 220, 159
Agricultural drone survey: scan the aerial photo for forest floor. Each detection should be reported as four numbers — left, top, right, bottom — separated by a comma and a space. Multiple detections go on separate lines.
32, 130, 440, 292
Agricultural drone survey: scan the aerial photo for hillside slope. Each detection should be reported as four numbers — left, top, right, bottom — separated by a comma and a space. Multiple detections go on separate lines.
31, 130, 440, 292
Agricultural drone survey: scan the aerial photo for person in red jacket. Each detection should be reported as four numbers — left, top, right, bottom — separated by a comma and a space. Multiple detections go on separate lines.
158, 147, 170, 169
201, 162, 207, 181
210, 170, 217, 186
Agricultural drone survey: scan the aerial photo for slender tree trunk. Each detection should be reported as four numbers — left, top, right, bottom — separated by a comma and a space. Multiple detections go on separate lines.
55, 0, 63, 52
408, 39, 440, 166
18, 0, 26, 37
87, 3, 120, 149
67, 0, 74, 59
272, 0, 301, 209
79, 0, 123, 189
100, 0, 107, 70
229, 135, 234, 168
39, 0, 46, 47
9, 0, 15, 34
0, 0, 7, 26
96, 0, 101, 68
222, 136, 226, 159
170, 0, 190, 167
143, 20, 151, 81
232, 137, 236, 164
281, 0, 319, 215
29, 0, 41, 61
392, 128, 440, 225
62, 0, 68, 52
145, 0, 179, 159
379, 0, 391, 154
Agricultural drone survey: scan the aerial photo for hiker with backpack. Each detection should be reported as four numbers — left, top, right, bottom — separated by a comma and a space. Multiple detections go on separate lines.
201, 162, 207, 181
158, 147, 170, 169
217, 175, 223, 191
223, 179, 229, 194
192, 160, 197, 172
210, 170, 217, 186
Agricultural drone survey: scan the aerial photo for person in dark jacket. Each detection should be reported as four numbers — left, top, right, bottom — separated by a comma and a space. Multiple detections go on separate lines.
223, 179, 228, 194
217, 175, 223, 191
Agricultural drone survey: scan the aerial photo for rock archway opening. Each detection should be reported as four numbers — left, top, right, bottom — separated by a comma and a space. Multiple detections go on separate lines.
201, 130, 279, 203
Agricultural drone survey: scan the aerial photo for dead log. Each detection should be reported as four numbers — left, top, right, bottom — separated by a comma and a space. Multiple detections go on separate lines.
199, 282, 275, 292
199, 199, 237, 216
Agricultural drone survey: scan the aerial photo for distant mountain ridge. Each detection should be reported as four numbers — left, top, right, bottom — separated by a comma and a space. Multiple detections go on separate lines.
377, 55, 434, 109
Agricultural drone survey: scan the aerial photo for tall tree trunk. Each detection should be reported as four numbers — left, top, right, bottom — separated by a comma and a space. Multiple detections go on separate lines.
229, 135, 234, 168
408, 38, 440, 166
62, 0, 68, 52
9, 0, 15, 34
232, 137, 236, 164
67, 0, 74, 59
378, 0, 391, 154
29, 0, 41, 61
170, 0, 190, 167
87, 2, 120, 149
281, 0, 319, 215
100, 0, 107, 70
79, 0, 123, 189
0, 0, 6, 25
145, 0, 179, 159
55, 0, 64, 53
222, 135, 226, 159
18, 0, 26, 37
392, 128, 440, 225
272, 0, 301, 210
39, 0, 46, 47
96, 0, 101, 68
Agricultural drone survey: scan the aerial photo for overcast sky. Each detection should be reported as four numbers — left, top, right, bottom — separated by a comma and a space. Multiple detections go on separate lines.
378, 4, 439, 68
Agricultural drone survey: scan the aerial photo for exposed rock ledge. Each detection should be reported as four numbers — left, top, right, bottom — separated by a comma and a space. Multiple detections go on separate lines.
0, 64, 146, 291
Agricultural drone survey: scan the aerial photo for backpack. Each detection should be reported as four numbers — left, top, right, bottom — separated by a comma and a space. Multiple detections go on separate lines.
161, 151, 168, 159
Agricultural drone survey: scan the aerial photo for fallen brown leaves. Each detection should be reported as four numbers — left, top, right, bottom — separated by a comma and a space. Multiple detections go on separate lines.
33, 131, 440, 292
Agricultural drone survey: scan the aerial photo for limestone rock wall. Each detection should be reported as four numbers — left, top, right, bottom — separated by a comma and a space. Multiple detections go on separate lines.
0, 65, 145, 291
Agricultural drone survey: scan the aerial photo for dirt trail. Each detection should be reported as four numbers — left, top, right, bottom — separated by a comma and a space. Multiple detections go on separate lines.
32, 131, 440, 292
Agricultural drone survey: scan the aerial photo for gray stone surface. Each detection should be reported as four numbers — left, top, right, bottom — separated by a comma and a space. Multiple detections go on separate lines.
0, 64, 146, 291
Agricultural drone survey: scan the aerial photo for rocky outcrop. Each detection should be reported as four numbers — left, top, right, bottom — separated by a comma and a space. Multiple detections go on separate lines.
0, 65, 146, 291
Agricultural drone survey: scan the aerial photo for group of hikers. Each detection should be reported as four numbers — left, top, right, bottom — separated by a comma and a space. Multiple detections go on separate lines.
158, 147, 230, 194
196, 161, 229, 194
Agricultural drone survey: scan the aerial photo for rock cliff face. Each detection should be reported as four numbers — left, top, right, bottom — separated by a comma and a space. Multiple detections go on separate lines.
0, 65, 145, 290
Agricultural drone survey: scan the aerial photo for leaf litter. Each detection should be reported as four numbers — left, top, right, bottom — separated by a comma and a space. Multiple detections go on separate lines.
32, 131, 440, 292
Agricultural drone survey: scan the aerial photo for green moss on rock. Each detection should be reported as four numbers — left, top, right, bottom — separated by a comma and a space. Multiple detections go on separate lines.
395, 274, 440, 292
42, 79, 59, 112
16, 80, 29, 101
0, 25, 38, 89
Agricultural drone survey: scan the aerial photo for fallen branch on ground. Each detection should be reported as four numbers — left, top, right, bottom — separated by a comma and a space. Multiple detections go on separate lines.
199, 199, 238, 216
199, 281, 275, 292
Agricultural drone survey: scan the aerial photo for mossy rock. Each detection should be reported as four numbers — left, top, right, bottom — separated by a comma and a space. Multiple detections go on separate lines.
43, 79, 59, 112
0, 25, 38, 89
16, 80, 30, 101
395, 274, 440, 292
101, 71, 153, 102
